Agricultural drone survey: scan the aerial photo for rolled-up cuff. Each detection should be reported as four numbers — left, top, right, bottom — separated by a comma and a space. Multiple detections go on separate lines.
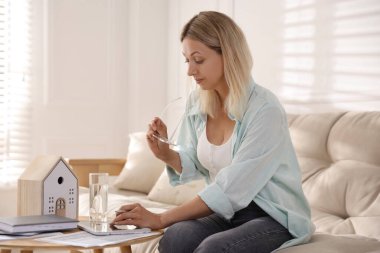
166, 149, 202, 186
198, 183, 234, 220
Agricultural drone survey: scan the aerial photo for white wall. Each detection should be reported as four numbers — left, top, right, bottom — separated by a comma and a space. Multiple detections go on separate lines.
31, 0, 380, 159
31, 0, 168, 159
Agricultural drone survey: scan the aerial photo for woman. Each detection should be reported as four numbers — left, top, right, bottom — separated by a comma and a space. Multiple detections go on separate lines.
112, 11, 314, 253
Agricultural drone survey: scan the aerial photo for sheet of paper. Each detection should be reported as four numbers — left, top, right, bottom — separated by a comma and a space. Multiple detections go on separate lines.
36, 231, 161, 247
0, 232, 62, 241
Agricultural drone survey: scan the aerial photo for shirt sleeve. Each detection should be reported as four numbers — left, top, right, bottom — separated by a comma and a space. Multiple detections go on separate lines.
198, 105, 287, 219
166, 94, 209, 185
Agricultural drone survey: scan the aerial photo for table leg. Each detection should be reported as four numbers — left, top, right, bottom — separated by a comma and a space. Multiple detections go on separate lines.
1, 250, 12, 253
120, 246, 132, 253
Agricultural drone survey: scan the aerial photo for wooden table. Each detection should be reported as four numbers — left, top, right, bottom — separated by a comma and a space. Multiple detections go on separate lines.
0, 228, 163, 253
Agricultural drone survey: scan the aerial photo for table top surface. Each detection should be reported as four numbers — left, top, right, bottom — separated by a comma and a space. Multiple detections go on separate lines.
0, 217, 163, 250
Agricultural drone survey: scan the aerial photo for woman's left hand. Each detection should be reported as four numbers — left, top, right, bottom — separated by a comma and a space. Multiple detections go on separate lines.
111, 203, 164, 230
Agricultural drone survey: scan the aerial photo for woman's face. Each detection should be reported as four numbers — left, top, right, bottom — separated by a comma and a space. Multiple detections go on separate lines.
182, 38, 226, 91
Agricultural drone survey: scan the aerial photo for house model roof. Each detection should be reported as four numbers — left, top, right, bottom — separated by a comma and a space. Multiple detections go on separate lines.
19, 155, 76, 181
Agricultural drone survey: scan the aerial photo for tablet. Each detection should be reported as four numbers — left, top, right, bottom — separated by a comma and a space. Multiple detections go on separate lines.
78, 221, 151, 236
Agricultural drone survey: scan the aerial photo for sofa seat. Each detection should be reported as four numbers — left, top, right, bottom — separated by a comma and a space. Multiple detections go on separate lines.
278, 233, 380, 253
74, 111, 380, 253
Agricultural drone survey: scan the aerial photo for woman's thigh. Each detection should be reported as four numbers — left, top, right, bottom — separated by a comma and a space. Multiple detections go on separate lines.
158, 214, 231, 253
194, 216, 293, 253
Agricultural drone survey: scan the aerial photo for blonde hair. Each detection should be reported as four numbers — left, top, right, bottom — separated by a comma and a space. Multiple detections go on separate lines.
181, 11, 253, 120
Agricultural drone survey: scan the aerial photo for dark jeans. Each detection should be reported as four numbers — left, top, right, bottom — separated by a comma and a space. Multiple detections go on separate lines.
158, 201, 293, 253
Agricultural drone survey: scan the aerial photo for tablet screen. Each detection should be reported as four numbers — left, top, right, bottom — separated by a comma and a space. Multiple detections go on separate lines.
78, 221, 150, 235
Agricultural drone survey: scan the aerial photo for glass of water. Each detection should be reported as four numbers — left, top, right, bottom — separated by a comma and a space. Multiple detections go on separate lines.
89, 172, 109, 223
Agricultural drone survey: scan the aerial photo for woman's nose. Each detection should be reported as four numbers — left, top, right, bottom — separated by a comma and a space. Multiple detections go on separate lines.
187, 63, 196, 76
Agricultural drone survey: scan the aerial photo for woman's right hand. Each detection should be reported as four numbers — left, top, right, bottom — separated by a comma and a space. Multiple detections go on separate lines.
147, 117, 171, 161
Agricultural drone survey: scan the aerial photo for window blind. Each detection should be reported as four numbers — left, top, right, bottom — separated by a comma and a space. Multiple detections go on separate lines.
0, 0, 32, 183
281, 0, 380, 112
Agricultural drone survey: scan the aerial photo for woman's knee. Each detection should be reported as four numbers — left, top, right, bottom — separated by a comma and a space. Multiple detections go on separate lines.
158, 221, 202, 253
194, 234, 225, 253
194, 216, 293, 253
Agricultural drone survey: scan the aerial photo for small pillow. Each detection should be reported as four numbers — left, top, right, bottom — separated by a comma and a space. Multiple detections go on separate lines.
148, 170, 205, 205
113, 132, 165, 194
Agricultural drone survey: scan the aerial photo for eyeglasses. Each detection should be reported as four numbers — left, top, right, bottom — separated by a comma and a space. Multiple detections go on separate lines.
152, 97, 183, 146
152, 133, 177, 146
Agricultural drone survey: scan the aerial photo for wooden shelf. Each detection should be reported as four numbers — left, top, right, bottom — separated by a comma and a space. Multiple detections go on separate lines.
68, 159, 126, 187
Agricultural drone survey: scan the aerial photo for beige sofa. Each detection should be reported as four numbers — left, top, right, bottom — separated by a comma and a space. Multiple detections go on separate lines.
72, 111, 380, 253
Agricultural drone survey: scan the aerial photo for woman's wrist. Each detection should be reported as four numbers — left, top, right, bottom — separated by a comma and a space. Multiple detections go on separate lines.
158, 210, 177, 229
156, 148, 172, 162
156, 197, 213, 230
157, 212, 169, 229
158, 149, 181, 170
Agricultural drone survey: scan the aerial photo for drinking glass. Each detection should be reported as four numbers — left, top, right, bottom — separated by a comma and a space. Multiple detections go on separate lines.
89, 173, 109, 223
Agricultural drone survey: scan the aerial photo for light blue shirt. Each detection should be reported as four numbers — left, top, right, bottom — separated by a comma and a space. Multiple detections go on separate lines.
166, 80, 315, 249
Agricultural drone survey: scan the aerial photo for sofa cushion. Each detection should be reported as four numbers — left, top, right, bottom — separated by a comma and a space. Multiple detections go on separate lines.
288, 113, 343, 162
312, 208, 380, 240
113, 132, 165, 194
328, 111, 380, 166
277, 233, 380, 253
147, 170, 205, 206
304, 160, 380, 219
289, 112, 380, 241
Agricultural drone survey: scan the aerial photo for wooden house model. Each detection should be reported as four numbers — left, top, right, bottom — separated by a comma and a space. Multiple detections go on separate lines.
18, 155, 78, 219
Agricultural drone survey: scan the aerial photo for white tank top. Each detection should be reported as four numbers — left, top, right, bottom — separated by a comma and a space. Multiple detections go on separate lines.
197, 127, 233, 182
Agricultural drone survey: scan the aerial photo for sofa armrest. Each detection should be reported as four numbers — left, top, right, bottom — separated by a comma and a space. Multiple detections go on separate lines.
69, 158, 126, 187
